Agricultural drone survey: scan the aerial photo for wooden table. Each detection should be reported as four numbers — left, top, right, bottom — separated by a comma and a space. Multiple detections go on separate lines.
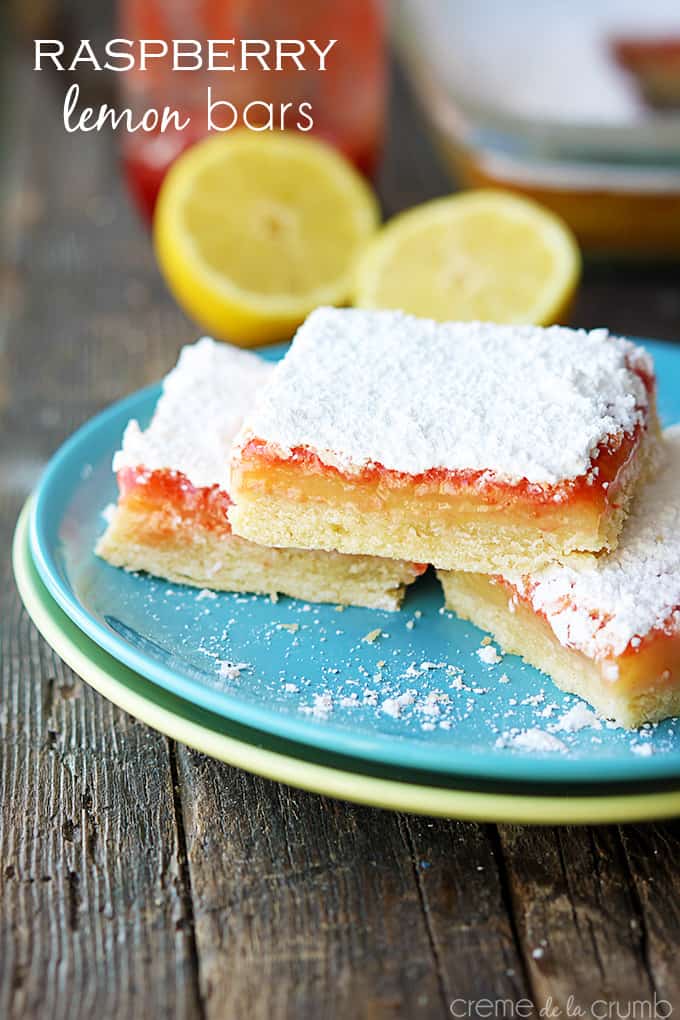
2, 13, 680, 1020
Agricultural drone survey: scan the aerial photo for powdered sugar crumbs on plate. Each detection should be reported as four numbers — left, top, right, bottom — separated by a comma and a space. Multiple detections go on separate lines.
125, 574, 677, 760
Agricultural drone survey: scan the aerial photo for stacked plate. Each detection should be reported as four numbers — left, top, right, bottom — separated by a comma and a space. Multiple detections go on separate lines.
396, 0, 680, 254
14, 339, 680, 823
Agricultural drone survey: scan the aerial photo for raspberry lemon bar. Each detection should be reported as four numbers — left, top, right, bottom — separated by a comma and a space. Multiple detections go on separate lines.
228, 308, 658, 573
438, 427, 680, 727
96, 339, 423, 609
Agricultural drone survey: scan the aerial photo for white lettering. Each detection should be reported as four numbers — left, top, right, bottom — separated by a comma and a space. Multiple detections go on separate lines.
139, 39, 169, 71
173, 39, 202, 70
207, 88, 238, 131
34, 39, 65, 71
297, 102, 314, 131
207, 39, 235, 71
103, 38, 135, 72
307, 38, 337, 71
69, 39, 100, 71
240, 39, 271, 71
63, 83, 190, 134
275, 40, 306, 71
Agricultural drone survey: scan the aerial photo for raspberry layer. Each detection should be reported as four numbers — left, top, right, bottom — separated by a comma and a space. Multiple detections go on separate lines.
117, 466, 233, 537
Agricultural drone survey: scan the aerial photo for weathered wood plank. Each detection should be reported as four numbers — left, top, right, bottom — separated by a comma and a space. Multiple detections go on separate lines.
0, 598, 201, 1020
618, 822, 680, 1004
377, 63, 452, 217
0, 38, 202, 1020
175, 748, 447, 1020
572, 264, 680, 342
401, 817, 532, 1005
496, 825, 659, 1013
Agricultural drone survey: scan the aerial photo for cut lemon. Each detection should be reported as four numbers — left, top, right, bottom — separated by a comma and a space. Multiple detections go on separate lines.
154, 131, 380, 346
353, 189, 581, 325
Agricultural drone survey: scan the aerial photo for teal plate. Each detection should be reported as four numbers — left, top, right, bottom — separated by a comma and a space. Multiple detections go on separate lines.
28, 339, 680, 788
14, 507, 680, 822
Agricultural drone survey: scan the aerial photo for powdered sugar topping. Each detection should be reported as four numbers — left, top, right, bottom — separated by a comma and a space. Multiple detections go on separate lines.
507, 426, 680, 659
238, 308, 651, 485
114, 338, 272, 490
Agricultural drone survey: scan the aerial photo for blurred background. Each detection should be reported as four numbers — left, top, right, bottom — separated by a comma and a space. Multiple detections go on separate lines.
2, 0, 679, 422
399, 0, 680, 256
11, 0, 680, 246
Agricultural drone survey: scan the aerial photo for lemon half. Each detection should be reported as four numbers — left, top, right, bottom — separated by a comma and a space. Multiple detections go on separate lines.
154, 131, 380, 345
354, 189, 581, 325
